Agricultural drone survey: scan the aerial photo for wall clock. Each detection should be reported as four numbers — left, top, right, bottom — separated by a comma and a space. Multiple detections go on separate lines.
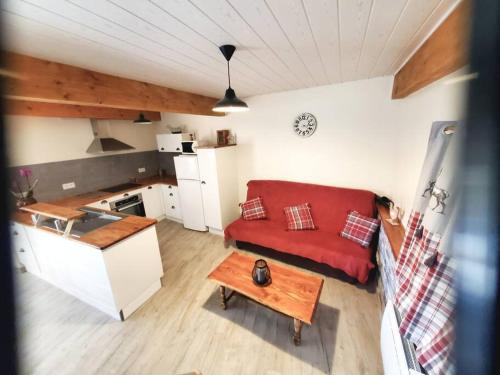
293, 112, 317, 137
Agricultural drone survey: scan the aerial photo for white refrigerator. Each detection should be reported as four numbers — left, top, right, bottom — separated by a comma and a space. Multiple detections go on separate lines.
173, 155, 208, 231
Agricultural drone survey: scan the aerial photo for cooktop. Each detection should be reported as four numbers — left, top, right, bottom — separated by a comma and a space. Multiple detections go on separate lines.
100, 182, 142, 193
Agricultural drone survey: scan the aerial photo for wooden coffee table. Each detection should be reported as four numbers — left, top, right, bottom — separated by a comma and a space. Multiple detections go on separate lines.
207, 251, 324, 345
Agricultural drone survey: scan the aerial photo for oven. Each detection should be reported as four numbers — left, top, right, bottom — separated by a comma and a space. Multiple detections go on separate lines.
109, 193, 146, 217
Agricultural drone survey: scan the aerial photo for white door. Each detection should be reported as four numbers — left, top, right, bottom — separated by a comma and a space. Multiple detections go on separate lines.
141, 185, 164, 219
197, 149, 222, 230
177, 180, 207, 231
174, 155, 200, 180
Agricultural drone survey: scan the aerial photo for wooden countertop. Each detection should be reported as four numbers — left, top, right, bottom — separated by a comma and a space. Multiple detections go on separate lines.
11, 175, 177, 250
50, 191, 113, 210
20, 202, 85, 221
377, 203, 405, 259
76, 215, 157, 249
49, 175, 178, 209
137, 175, 177, 186
197, 144, 237, 149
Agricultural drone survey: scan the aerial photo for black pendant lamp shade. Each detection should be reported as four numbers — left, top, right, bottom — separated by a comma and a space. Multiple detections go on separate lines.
134, 112, 152, 125
213, 45, 249, 113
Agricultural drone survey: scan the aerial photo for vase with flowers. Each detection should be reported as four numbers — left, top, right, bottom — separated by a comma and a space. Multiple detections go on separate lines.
11, 168, 39, 207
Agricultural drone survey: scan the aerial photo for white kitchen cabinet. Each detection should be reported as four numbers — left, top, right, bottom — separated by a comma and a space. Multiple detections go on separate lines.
86, 198, 111, 210
141, 184, 164, 219
23, 225, 163, 320
106, 188, 144, 214
86, 186, 165, 220
161, 184, 182, 221
197, 146, 239, 234
9, 221, 41, 275
197, 150, 221, 229
156, 133, 193, 153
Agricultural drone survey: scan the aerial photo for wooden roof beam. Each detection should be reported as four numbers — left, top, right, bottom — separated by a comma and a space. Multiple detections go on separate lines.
4, 99, 162, 121
392, 0, 471, 99
3, 52, 223, 116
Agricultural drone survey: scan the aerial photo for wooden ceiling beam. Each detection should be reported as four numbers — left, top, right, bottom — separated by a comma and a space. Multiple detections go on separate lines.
4, 99, 161, 120
3, 52, 223, 116
392, 0, 471, 99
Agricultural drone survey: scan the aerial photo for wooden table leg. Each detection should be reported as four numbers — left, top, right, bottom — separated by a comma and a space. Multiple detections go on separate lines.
219, 285, 227, 310
293, 318, 303, 346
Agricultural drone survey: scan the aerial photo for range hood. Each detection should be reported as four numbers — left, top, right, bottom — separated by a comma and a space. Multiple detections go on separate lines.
86, 119, 135, 153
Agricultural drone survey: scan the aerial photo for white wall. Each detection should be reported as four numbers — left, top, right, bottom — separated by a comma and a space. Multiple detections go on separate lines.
6, 117, 158, 166
159, 73, 466, 218
390, 74, 467, 220
5, 71, 466, 219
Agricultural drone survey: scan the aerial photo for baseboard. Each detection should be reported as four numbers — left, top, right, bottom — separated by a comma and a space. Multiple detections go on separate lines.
121, 279, 162, 320
165, 216, 183, 224
208, 227, 224, 236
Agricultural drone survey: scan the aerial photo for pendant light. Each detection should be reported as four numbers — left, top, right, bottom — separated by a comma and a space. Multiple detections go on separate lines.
133, 112, 152, 125
212, 45, 249, 113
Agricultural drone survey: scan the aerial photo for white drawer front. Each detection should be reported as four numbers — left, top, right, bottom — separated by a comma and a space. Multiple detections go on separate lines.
10, 222, 41, 275
164, 190, 180, 207
162, 185, 182, 220
86, 199, 111, 210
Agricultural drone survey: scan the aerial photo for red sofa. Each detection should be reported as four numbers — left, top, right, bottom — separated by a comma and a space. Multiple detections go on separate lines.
224, 180, 377, 283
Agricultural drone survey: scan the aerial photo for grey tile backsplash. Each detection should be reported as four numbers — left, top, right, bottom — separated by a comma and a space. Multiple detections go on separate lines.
9, 151, 178, 202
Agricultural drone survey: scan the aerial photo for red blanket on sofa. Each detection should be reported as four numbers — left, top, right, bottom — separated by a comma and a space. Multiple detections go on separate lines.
224, 180, 377, 283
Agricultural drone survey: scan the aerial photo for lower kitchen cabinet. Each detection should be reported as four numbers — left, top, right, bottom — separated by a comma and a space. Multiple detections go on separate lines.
141, 185, 164, 220
86, 198, 111, 210
161, 184, 182, 221
9, 221, 41, 275
22, 224, 163, 320
87, 185, 166, 221
85, 183, 185, 221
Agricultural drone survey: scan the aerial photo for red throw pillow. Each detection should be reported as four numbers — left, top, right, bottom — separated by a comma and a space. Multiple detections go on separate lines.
240, 197, 267, 220
283, 203, 316, 231
341, 211, 380, 247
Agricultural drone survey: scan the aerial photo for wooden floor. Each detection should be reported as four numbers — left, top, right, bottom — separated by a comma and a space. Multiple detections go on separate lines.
15, 220, 383, 375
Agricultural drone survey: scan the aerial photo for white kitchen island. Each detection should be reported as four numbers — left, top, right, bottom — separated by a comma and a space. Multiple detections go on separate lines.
11, 214, 163, 321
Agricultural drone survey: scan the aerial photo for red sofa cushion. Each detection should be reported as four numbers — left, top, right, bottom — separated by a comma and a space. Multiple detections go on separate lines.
225, 180, 377, 283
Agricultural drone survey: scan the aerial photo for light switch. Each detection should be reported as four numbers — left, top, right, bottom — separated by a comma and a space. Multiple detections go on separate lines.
138, 167, 146, 173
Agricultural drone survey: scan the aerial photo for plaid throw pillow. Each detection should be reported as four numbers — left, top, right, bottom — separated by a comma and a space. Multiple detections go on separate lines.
341, 211, 380, 247
283, 203, 316, 231
240, 197, 267, 220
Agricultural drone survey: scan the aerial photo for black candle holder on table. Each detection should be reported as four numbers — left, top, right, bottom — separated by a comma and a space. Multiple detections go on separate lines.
252, 259, 272, 287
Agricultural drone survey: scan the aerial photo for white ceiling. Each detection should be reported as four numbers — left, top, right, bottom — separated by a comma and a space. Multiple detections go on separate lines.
2, 0, 460, 98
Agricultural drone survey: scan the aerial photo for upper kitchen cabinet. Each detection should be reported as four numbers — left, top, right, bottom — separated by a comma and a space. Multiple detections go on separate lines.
197, 146, 239, 234
156, 133, 194, 153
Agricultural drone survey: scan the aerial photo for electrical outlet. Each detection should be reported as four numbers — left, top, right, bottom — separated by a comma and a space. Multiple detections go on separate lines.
138, 167, 146, 173
62, 182, 76, 190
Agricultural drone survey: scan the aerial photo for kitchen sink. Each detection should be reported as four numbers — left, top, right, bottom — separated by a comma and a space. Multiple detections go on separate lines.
40, 207, 122, 237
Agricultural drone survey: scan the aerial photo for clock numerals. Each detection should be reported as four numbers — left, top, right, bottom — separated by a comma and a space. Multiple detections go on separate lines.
293, 113, 317, 137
